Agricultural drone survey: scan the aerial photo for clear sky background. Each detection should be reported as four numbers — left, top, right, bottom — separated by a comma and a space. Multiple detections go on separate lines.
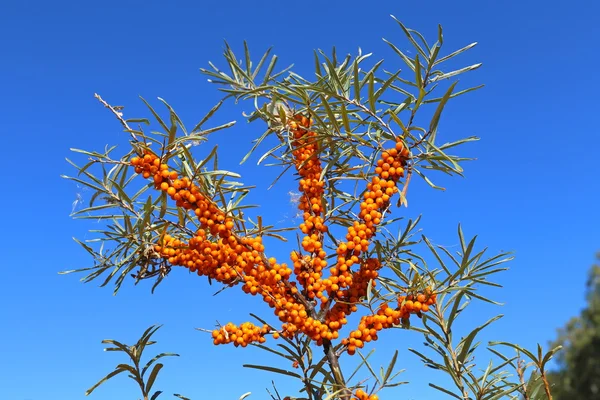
1, 0, 599, 399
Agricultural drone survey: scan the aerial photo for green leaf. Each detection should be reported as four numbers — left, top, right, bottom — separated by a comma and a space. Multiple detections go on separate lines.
314, 50, 323, 77
541, 345, 562, 367
261, 55, 278, 85
429, 47, 442, 71
415, 54, 423, 88
390, 16, 429, 59
136, 326, 161, 356
347, 348, 375, 382
192, 100, 225, 132
243, 40, 252, 75
126, 118, 151, 125
140, 97, 170, 134
375, 70, 401, 105
422, 235, 451, 276
424, 85, 484, 104
151, 391, 163, 400
430, 63, 482, 82
457, 315, 503, 364
115, 363, 141, 380
383, 38, 415, 71
428, 81, 458, 145
142, 352, 179, 378
414, 169, 445, 191
320, 94, 340, 134
353, 59, 361, 100
253, 47, 273, 79
408, 348, 439, 369
101, 339, 135, 359
383, 350, 398, 383
167, 112, 177, 146
85, 368, 127, 396
340, 102, 351, 132
240, 128, 271, 165
489, 342, 538, 365
158, 97, 187, 136
429, 383, 462, 399
243, 364, 302, 379
367, 71, 375, 112
251, 344, 294, 361
357, 350, 381, 385
321, 50, 344, 94
434, 42, 478, 65
447, 290, 467, 330
145, 363, 164, 394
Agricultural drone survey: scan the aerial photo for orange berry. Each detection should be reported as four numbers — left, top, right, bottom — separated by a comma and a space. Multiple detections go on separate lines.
413, 301, 422, 312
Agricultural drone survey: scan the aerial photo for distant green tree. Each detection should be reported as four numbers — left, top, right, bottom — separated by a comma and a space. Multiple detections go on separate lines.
548, 253, 600, 399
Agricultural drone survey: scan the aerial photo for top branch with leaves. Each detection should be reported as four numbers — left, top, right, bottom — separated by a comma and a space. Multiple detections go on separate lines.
64, 16, 560, 400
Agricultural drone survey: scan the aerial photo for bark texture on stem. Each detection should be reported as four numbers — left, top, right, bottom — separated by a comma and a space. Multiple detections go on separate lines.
541, 372, 553, 400
323, 339, 351, 400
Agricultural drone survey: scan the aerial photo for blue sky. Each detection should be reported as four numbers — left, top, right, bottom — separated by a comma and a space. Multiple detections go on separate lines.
1, 0, 599, 399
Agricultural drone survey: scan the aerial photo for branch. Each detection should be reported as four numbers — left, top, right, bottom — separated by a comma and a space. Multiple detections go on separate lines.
516, 359, 530, 400
94, 93, 138, 141
323, 339, 351, 400
540, 369, 553, 400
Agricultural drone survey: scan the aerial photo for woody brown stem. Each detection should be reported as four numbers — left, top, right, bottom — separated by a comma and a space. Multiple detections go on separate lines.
516, 359, 530, 400
541, 371, 553, 400
323, 339, 351, 400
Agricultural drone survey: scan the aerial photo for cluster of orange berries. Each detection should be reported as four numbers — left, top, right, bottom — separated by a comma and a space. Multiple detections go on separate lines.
131, 146, 354, 346
131, 151, 161, 179
211, 322, 270, 347
353, 389, 379, 400
325, 139, 409, 296
316, 140, 410, 335
129, 129, 422, 357
325, 258, 382, 332
131, 149, 321, 345
285, 390, 378, 400
397, 288, 437, 314
131, 150, 234, 238
154, 232, 276, 286
289, 115, 328, 300
290, 252, 328, 303
342, 288, 437, 355
342, 302, 402, 355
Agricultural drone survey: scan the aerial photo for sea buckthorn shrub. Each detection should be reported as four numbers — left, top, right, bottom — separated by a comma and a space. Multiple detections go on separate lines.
66, 17, 559, 400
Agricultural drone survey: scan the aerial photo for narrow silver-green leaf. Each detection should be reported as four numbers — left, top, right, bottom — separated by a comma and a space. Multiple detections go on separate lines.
85, 368, 127, 396
145, 363, 164, 394
457, 315, 503, 364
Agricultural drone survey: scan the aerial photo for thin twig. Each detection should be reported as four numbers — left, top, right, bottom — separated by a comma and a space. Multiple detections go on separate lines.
400, 165, 413, 207
94, 93, 137, 141
516, 359, 530, 400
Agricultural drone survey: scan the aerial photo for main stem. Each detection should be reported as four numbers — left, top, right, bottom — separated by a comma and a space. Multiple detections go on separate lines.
541, 371, 553, 400
323, 339, 351, 400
